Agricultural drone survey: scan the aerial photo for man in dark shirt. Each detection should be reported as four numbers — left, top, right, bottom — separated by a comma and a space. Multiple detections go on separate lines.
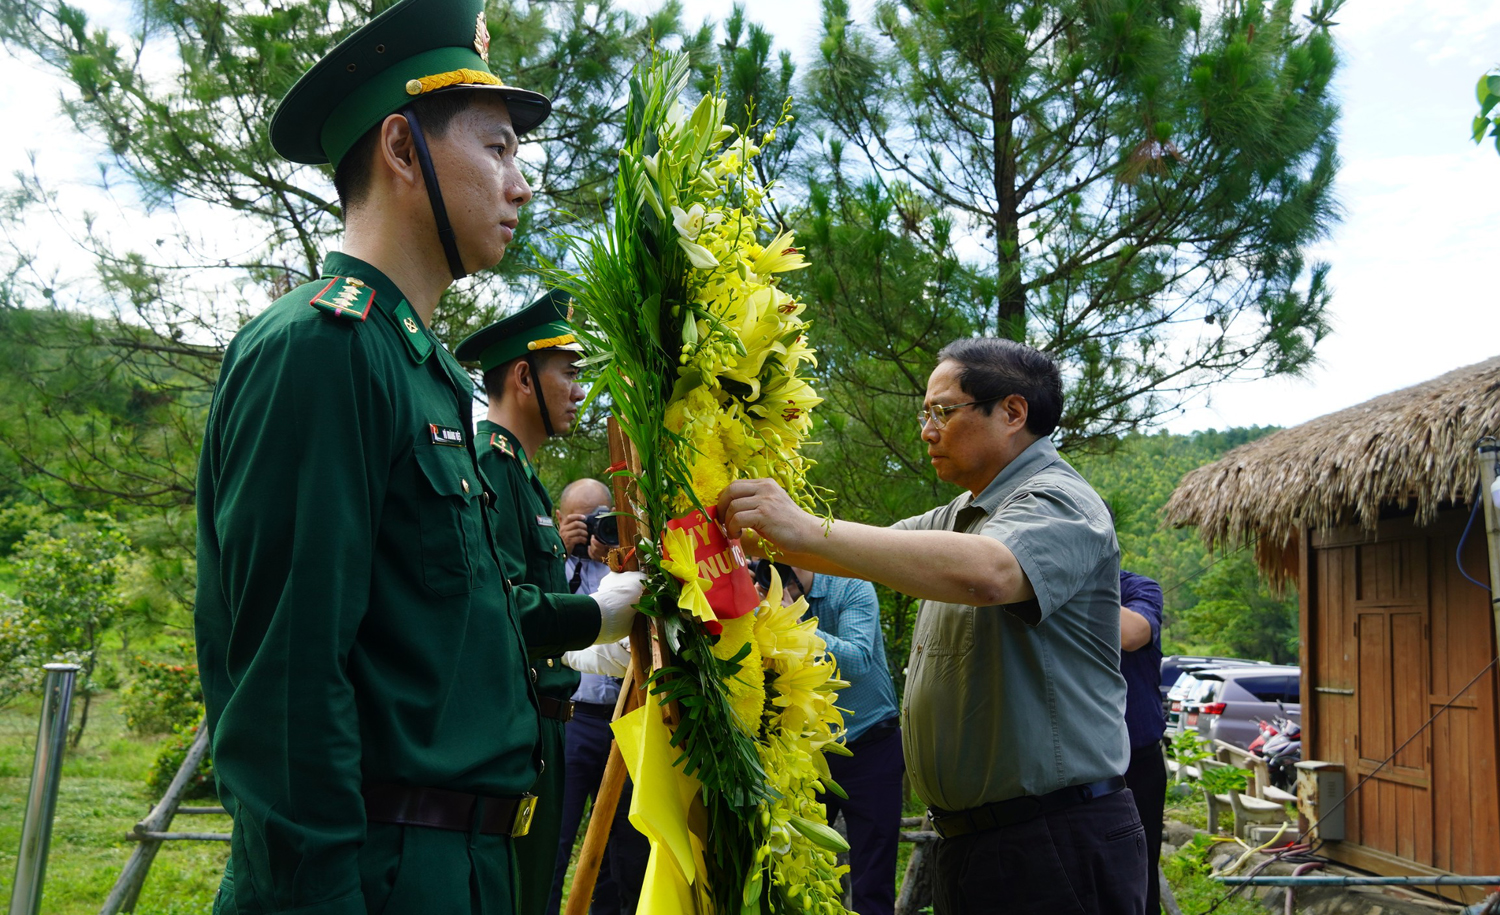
1119, 570, 1167, 915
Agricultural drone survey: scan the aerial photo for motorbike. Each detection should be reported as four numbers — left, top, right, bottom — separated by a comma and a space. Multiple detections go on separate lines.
1255, 715, 1302, 790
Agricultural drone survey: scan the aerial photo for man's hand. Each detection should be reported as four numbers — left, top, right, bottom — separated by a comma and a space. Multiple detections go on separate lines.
718, 479, 820, 553
559, 512, 591, 551
594, 570, 645, 642
587, 535, 610, 564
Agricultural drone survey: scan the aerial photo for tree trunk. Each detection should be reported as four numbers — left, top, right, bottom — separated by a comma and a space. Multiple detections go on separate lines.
992, 79, 1025, 340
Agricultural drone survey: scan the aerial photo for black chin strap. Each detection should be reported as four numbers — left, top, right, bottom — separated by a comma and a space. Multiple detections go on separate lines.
402, 106, 467, 281
526, 353, 558, 437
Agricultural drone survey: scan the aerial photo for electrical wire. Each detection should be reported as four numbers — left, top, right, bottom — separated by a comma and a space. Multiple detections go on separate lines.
1193, 654, 1500, 915
1457, 483, 1493, 593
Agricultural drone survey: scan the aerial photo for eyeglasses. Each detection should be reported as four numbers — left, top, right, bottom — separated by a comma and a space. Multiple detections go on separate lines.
918, 397, 1000, 431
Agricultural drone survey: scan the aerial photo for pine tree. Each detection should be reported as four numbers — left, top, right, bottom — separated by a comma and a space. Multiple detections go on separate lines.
0, 0, 696, 512
801, 0, 1343, 451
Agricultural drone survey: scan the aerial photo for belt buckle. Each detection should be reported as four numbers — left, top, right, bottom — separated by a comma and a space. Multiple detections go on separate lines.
926, 808, 949, 839
562, 700, 576, 722
511, 794, 537, 837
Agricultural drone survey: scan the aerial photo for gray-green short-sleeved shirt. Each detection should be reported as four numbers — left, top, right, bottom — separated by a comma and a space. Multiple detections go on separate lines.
892, 436, 1129, 811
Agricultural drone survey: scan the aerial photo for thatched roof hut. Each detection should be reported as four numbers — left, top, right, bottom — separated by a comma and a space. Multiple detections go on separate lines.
1165, 354, 1500, 566
1164, 357, 1500, 896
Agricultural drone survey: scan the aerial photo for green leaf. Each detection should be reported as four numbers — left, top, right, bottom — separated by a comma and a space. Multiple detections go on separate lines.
1474, 115, 1490, 144
1488, 74, 1500, 100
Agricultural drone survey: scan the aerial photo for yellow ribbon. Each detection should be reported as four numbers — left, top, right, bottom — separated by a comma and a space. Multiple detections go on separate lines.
661, 526, 717, 629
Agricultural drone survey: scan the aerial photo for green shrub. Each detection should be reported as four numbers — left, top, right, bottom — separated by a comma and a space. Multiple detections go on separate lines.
122, 654, 203, 736
1200, 765, 1249, 796
148, 720, 217, 802
0, 595, 47, 708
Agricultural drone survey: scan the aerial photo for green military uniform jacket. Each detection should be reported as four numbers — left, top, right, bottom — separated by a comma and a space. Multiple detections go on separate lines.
196, 252, 542, 915
474, 421, 598, 915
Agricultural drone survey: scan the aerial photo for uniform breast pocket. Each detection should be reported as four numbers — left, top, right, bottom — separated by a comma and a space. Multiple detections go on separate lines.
412, 443, 483, 597
527, 516, 566, 568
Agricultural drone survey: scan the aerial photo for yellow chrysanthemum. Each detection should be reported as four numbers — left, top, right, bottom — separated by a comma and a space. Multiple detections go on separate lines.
711, 612, 766, 735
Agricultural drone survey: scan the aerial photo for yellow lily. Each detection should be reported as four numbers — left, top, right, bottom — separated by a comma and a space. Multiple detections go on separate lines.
751, 229, 809, 275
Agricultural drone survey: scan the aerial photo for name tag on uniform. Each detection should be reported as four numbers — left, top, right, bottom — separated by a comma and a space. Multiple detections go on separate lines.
429, 424, 464, 447
536, 515, 555, 527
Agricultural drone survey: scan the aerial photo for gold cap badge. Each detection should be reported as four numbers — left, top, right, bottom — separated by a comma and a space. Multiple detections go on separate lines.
474, 11, 491, 62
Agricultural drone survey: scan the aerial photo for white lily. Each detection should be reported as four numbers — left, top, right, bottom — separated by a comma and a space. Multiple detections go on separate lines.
670, 202, 723, 242
677, 237, 720, 269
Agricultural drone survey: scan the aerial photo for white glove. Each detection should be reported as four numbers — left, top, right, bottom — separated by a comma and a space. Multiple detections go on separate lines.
593, 570, 645, 643
563, 638, 632, 678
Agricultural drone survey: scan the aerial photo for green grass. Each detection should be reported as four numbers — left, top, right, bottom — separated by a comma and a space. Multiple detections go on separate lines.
0, 692, 227, 915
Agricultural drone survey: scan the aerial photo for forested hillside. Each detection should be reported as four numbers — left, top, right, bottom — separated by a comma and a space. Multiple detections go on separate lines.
1072, 429, 1300, 664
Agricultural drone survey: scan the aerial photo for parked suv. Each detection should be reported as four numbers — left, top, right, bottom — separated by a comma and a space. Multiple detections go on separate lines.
1159, 655, 1272, 708
1183, 665, 1301, 749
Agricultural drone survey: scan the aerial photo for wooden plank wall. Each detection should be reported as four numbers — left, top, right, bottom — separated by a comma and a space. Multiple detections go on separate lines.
1306, 509, 1499, 883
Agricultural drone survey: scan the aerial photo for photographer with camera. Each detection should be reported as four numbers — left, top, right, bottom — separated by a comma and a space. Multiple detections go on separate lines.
546, 478, 649, 915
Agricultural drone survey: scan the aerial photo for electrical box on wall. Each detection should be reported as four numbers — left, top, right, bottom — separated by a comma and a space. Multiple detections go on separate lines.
1295, 759, 1346, 842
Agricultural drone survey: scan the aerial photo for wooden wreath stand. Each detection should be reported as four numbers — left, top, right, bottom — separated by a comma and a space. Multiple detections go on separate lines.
564, 417, 673, 914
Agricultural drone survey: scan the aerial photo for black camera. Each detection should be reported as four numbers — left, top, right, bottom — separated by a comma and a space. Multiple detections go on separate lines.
571, 506, 619, 559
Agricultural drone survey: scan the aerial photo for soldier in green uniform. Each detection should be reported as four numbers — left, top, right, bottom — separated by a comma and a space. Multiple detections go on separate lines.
194, 2, 635, 913
454, 292, 645, 915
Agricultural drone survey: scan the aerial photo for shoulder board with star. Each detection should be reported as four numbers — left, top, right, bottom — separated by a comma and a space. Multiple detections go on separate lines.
309, 276, 374, 321
489, 432, 515, 458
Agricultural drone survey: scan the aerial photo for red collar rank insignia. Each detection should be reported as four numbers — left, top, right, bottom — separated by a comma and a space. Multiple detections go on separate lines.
310, 276, 374, 321
490, 432, 514, 457
429, 424, 465, 447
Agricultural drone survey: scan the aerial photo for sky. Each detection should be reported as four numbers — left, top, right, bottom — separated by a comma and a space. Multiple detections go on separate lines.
1, 0, 1497, 435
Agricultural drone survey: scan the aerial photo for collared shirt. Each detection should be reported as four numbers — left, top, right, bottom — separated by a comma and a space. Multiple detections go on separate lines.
1120, 570, 1166, 748
565, 557, 621, 706
891, 436, 1129, 811
565, 555, 609, 598
195, 252, 541, 914
805, 574, 899, 744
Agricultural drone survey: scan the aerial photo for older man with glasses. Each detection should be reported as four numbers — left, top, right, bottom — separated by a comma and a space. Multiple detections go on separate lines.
720, 337, 1145, 915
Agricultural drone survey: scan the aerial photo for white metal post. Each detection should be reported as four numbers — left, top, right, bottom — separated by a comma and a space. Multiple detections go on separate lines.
9, 662, 80, 915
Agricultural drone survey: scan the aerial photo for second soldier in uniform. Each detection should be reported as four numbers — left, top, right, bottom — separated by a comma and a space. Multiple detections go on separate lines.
456, 294, 645, 915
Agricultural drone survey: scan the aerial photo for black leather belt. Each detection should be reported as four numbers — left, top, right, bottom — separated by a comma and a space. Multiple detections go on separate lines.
538, 696, 575, 722
572, 701, 615, 720
364, 784, 536, 837
928, 775, 1127, 839
848, 717, 900, 748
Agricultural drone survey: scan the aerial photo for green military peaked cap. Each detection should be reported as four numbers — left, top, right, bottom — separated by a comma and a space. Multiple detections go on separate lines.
270, 0, 551, 167
456, 289, 583, 372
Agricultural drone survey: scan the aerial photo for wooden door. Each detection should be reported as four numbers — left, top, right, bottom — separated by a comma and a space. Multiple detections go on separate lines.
1306, 512, 1500, 883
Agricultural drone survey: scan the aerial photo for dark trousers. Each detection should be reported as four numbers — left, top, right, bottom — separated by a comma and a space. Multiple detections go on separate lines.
932, 789, 1146, 915
545, 706, 648, 915
1123, 742, 1167, 915
817, 724, 905, 915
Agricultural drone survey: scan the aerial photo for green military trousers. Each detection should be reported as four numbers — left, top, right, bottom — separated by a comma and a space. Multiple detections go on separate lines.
512, 717, 566, 915
213, 823, 518, 915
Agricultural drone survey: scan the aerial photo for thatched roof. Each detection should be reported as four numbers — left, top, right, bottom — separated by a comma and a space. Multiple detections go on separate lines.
1165, 355, 1500, 556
